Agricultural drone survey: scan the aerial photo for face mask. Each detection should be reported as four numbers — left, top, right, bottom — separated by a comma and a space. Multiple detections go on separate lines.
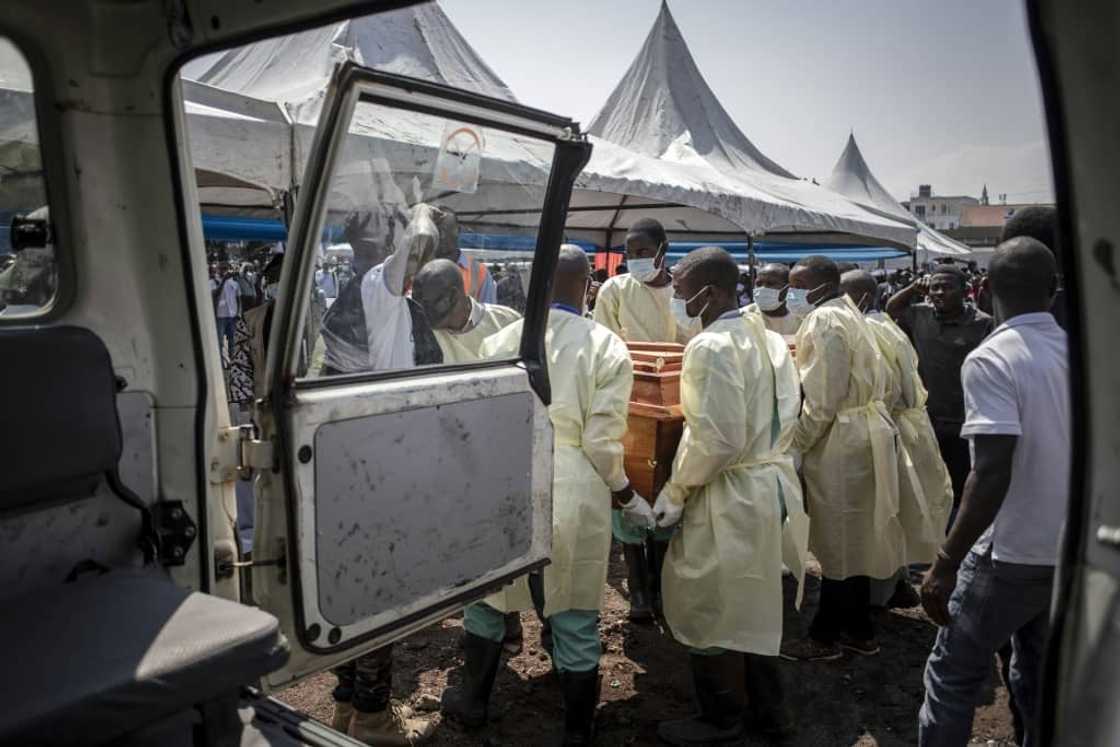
753, 286, 785, 312
670, 285, 710, 326
264, 283, 279, 301
628, 257, 659, 283
786, 283, 827, 316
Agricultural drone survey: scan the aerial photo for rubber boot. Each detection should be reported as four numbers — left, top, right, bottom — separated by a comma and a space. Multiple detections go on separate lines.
503, 611, 524, 655
743, 654, 794, 740
332, 701, 354, 732
648, 538, 670, 619
657, 653, 746, 745
622, 542, 653, 623
440, 632, 503, 729
349, 702, 435, 746
558, 667, 600, 746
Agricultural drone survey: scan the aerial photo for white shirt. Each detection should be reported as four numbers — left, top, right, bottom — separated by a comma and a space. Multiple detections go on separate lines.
216, 277, 240, 318
359, 262, 415, 372
961, 312, 1070, 565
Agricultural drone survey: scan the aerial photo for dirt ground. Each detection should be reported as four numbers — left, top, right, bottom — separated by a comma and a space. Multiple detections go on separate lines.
279, 547, 1016, 746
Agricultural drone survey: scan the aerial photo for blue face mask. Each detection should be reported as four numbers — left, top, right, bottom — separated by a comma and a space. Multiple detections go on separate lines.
786, 283, 826, 316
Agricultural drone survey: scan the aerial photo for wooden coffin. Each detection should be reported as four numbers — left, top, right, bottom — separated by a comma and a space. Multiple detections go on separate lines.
624, 341, 686, 501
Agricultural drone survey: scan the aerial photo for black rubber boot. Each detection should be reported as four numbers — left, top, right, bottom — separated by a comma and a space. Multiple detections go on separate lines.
623, 542, 653, 623
648, 538, 670, 618
657, 653, 746, 745
559, 667, 600, 746
441, 632, 503, 729
743, 653, 794, 740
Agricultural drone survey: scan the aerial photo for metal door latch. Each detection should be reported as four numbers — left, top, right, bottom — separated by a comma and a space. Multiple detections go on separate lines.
215, 540, 287, 583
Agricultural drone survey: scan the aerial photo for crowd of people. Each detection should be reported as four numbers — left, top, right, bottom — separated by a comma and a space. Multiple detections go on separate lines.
214, 203, 1069, 746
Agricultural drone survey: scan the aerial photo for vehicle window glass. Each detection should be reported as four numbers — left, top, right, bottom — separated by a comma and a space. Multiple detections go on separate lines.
302, 99, 556, 379
0, 39, 55, 318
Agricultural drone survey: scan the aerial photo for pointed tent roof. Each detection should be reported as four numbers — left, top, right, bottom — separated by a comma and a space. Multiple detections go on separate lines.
588, 2, 793, 179
578, 2, 914, 249
825, 133, 970, 256
188, 2, 515, 110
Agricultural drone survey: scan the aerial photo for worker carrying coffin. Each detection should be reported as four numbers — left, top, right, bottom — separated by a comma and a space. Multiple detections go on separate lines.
651, 247, 809, 745
441, 245, 653, 744
593, 217, 697, 623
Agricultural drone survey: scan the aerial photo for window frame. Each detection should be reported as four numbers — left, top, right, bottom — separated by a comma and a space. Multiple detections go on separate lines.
0, 32, 74, 324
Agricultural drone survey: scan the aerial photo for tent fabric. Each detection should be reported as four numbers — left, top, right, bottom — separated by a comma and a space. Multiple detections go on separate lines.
182, 2, 913, 252
826, 133, 970, 257
578, 2, 915, 250
587, 2, 792, 179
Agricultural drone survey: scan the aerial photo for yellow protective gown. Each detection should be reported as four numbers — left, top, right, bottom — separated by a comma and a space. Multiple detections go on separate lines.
433, 299, 520, 364
593, 272, 697, 343
868, 311, 952, 561
480, 309, 633, 617
744, 303, 803, 337
661, 311, 810, 655
793, 296, 906, 581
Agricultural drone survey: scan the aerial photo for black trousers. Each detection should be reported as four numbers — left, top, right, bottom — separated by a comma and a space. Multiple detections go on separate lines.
936, 430, 971, 530
809, 576, 873, 643
333, 644, 394, 713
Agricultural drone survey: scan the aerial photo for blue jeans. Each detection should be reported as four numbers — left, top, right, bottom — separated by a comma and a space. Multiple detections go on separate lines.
216, 315, 237, 364
918, 548, 1054, 747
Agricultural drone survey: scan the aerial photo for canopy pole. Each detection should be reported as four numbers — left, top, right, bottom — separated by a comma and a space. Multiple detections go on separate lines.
747, 233, 757, 304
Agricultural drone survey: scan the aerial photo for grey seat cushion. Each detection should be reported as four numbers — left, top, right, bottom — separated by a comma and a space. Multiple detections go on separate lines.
0, 569, 289, 746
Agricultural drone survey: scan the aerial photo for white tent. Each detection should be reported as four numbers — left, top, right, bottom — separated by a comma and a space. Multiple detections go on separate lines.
571, 2, 915, 252
183, 1, 913, 254
825, 133, 971, 258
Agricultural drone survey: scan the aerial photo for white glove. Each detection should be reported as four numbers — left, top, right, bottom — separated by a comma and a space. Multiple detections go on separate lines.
620, 493, 655, 532
653, 487, 684, 528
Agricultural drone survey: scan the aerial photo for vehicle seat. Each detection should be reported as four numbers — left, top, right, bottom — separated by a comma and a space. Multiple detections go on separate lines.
0, 326, 289, 746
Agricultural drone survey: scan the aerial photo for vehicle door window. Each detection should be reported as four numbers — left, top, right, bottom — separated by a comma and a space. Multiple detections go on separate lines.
0, 38, 55, 318
301, 101, 555, 379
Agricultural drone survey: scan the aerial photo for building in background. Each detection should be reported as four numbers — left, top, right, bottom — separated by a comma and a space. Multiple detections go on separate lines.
901, 184, 979, 231
947, 202, 1056, 249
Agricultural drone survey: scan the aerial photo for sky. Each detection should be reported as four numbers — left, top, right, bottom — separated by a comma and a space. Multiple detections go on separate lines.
441, 0, 1054, 204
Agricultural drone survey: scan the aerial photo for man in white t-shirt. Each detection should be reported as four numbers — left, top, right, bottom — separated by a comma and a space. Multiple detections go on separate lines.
918, 236, 1070, 747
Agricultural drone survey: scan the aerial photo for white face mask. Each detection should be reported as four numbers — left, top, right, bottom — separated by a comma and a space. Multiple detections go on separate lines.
628, 244, 665, 283
753, 285, 785, 312
670, 285, 710, 326
786, 283, 827, 316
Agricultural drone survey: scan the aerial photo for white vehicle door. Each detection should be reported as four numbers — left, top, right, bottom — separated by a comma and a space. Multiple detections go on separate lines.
251, 61, 590, 689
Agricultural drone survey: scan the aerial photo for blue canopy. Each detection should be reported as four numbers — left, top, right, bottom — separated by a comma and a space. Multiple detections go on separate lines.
201, 215, 907, 262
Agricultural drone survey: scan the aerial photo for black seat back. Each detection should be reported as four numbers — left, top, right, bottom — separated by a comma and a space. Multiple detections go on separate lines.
0, 325, 122, 510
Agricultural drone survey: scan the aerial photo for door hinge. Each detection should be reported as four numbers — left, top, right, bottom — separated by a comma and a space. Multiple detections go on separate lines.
210, 425, 275, 484
153, 501, 197, 566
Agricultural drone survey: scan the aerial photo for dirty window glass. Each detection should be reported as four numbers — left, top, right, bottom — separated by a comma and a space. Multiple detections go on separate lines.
301, 98, 556, 378
0, 39, 55, 318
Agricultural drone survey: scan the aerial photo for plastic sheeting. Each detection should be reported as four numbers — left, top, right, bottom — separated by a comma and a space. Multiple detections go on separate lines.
826, 133, 970, 257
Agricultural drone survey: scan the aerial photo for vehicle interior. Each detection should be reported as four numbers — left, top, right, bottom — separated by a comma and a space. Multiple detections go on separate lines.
0, 0, 1115, 745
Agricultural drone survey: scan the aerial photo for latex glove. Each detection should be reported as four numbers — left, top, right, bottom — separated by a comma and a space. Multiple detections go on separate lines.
653, 487, 684, 528
620, 494, 655, 532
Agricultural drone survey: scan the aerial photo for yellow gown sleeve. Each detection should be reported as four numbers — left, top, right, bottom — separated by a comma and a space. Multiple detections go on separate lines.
580, 333, 633, 492
592, 281, 623, 337
793, 312, 851, 453
666, 338, 748, 504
